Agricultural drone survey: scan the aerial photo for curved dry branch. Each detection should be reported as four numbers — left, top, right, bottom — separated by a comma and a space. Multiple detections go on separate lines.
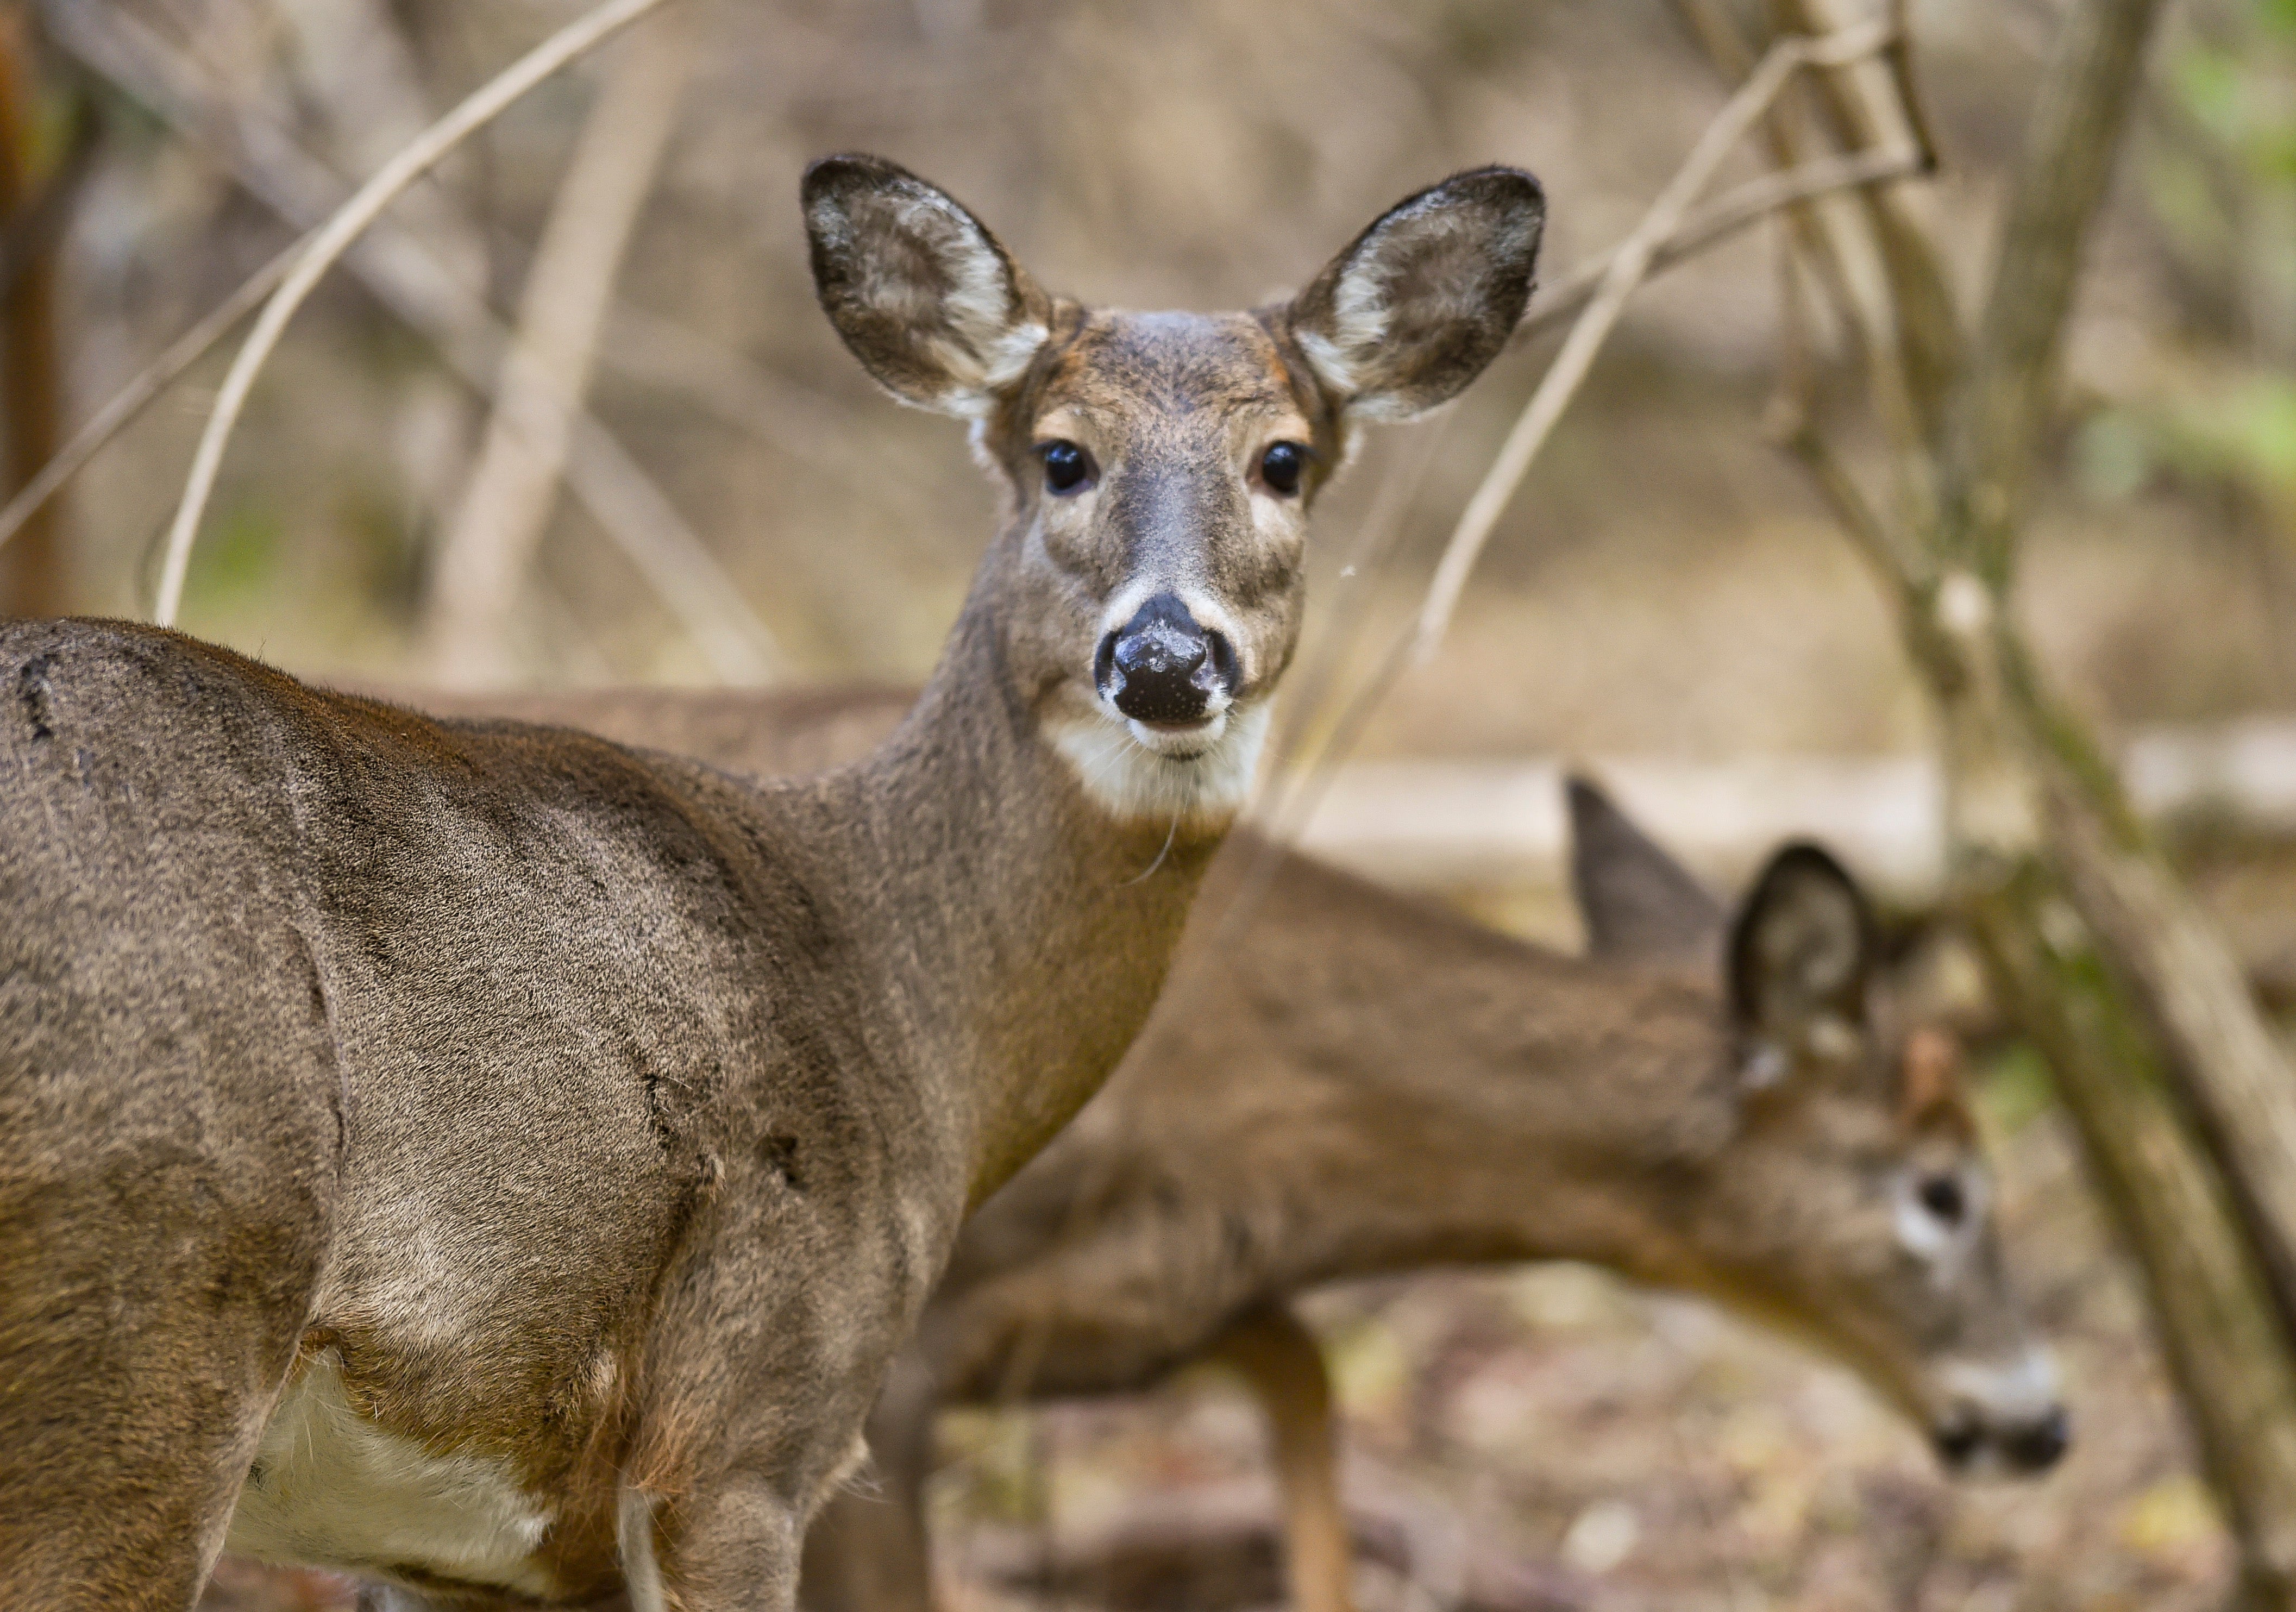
1410, 17, 1897, 665
153, 0, 682, 628
1514, 144, 1924, 345
0, 237, 302, 561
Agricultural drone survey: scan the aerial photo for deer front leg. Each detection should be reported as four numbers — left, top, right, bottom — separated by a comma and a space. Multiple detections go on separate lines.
797, 1346, 940, 1612
1207, 1302, 1356, 1612
635, 1473, 805, 1612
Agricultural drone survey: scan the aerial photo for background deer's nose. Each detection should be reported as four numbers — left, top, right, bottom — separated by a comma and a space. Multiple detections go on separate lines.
2000, 1406, 2071, 1472
1098, 593, 1236, 725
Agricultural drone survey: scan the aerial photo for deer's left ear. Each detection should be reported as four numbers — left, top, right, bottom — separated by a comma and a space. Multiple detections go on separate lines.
1727, 843, 1877, 1089
1284, 165, 1545, 421
1566, 775, 1726, 965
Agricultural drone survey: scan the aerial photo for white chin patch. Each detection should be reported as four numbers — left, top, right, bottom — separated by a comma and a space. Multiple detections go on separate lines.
1048, 701, 1270, 829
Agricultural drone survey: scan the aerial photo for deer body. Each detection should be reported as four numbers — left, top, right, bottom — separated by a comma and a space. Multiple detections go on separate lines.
398, 686, 2066, 1612
0, 158, 1545, 1611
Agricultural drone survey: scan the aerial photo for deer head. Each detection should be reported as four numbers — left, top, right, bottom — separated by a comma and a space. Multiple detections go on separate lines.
802, 156, 1544, 829
1570, 781, 2068, 1476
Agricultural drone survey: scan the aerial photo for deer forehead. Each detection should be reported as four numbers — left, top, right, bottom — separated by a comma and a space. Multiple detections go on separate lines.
1033, 310, 1315, 429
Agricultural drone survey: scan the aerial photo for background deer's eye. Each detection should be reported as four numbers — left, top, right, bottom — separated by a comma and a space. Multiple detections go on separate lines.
1040, 440, 1094, 494
1919, 1173, 1966, 1225
1260, 441, 1308, 496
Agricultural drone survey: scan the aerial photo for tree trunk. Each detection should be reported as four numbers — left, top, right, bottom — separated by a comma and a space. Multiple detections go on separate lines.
0, 11, 67, 618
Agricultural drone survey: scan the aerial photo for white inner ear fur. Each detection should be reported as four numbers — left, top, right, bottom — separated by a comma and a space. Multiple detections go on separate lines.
889, 193, 1046, 415
1296, 199, 1514, 422
1295, 265, 1391, 404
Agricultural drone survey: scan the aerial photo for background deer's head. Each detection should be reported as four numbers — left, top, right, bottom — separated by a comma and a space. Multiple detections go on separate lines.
1570, 782, 2069, 1476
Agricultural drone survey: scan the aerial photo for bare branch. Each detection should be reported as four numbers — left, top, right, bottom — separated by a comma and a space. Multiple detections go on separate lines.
422, 15, 742, 684
32, 7, 775, 674
1772, 0, 1961, 444
0, 236, 302, 561
1942, 0, 2168, 574
152, 0, 685, 627
1412, 17, 1898, 664
1513, 144, 1925, 345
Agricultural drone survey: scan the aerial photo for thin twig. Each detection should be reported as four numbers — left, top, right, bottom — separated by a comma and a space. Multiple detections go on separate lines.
1411, 17, 1896, 664
426, 11, 701, 684
1514, 144, 1924, 346
0, 235, 304, 559
154, 0, 682, 627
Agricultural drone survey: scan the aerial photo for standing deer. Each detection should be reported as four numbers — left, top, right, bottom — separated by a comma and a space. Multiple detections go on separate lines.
0, 155, 1545, 1611
391, 688, 2067, 1612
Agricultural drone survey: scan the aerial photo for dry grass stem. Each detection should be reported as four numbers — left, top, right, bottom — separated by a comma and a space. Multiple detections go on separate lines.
422, 12, 731, 684
30, 7, 773, 670
0, 234, 304, 560
153, 0, 685, 627
1516, 143, 1924, 345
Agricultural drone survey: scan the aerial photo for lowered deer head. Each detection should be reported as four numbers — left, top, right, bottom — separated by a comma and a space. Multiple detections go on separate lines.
1567, 782, 2063, 1475
0, 159, 1542, 1612
801, 780, 2065, 1612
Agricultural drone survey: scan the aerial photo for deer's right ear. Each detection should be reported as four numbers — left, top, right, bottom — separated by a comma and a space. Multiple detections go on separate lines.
1567, 776, 1726, 965
1284, 165, 1545, 422
1727, 844, 1877, 1089
802, 154, 1052, 418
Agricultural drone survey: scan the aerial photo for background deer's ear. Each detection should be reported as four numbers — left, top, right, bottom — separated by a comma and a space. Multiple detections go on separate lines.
1567, 776, 1726, 965
1284, 165, 1545, 421
1728, 844, 1877, 1088
803, 154, 1052, 418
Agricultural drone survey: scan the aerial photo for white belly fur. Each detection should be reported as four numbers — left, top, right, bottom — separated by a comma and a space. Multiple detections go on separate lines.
224, 1352, 557, 1596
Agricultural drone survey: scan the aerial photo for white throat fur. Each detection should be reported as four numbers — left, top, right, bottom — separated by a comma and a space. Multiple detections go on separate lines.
1047, 701, 1271, 829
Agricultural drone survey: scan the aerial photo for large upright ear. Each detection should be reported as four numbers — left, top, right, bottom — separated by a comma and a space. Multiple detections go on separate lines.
1728, 844, 1877, 1083
802, 154, 1052, 418
1284, 166, 1545, 422
1567, 776, 1726, 965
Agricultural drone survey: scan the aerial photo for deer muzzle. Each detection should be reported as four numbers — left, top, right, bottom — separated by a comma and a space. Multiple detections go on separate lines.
1096, 592, 1237, 729
1930, 1350, 2071, 1476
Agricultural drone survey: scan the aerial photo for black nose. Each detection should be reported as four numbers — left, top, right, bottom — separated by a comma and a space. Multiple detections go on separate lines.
1931, 1419, 1983, 1470
1097, 593, 1237, 725
2001, 1407, 2071, 1472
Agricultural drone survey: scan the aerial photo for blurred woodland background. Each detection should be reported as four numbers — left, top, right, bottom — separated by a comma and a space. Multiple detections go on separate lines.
3, 0, 2294, 1607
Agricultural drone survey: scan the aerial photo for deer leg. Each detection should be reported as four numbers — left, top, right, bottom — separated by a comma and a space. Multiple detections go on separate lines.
0, 1164, 321, 1610
643, 1474, 804, 1612
798, 1345, 941, 1612
1206, 1302, 1356, 1612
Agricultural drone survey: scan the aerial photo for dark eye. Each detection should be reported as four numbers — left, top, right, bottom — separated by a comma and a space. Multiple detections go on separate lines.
1040, 440, 1094, 495
1919, 1174, 1966, 1225
1259, 441, 1308, 497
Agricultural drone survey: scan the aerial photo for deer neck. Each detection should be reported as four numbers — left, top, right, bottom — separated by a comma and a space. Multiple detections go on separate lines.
780, 548, 1226, 1215
1215, 901, 1730, 1295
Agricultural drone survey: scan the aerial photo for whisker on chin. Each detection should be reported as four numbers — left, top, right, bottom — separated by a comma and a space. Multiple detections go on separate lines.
1115, 811, 1183, 887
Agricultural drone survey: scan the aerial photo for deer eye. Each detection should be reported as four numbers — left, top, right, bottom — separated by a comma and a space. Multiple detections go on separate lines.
1039, 440, 1095, 495
1259, 441, 1308, 497
1918, 1173, 1966, 1225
